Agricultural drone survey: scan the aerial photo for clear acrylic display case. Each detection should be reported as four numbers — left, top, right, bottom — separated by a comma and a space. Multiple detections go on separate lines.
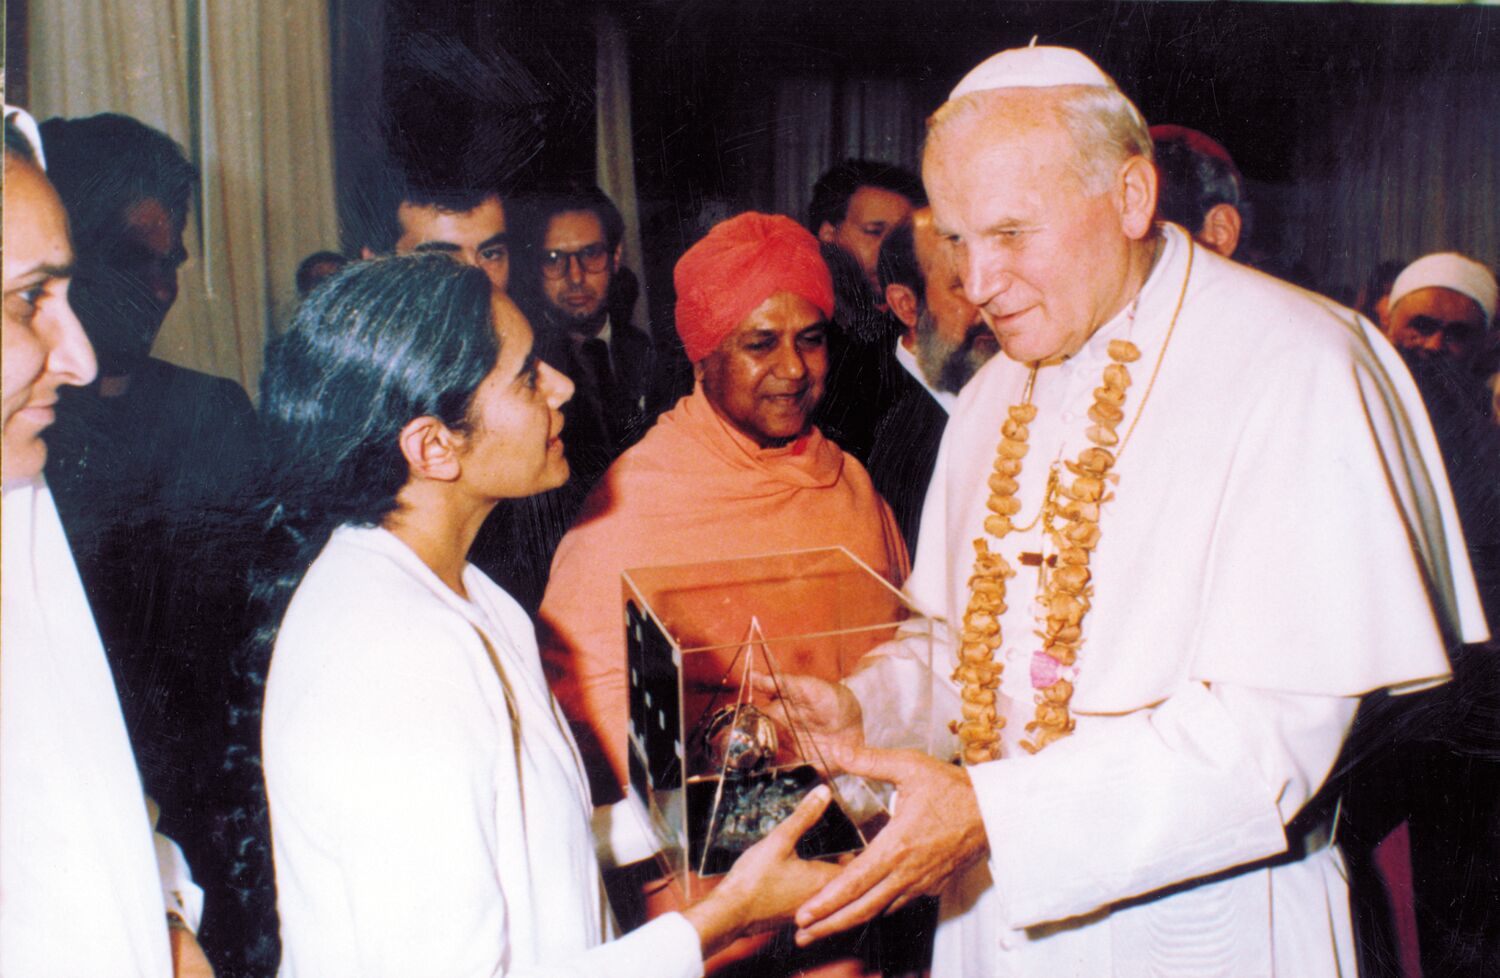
621, 546, 931, 898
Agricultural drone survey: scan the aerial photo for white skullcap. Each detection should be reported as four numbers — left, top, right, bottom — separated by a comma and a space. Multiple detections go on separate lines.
1390, 253, 1498, 325
3, 104, 46, 169
950, 43, 1119, 100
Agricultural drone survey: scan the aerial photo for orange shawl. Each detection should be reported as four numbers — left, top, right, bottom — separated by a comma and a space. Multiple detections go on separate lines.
538, 387, 908, 796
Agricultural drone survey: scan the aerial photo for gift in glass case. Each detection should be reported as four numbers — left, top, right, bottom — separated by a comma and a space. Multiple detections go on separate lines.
621, 546, 932, 898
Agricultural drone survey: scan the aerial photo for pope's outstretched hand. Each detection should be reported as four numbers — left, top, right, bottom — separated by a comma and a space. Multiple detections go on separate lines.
792, 744, 989, 946
755, 672, 865, 755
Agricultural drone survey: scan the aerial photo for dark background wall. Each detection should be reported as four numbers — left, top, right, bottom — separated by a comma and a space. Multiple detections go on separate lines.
356, 0, 1498, 327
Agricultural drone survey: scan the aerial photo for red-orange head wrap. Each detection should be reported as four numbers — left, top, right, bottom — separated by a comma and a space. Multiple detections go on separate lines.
673, 212, 834, 363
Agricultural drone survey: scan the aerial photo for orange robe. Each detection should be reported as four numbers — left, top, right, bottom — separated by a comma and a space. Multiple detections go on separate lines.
539, 386, 909, 798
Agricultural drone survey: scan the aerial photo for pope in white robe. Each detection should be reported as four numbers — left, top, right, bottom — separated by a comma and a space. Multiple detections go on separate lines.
786, 47, 1488, 978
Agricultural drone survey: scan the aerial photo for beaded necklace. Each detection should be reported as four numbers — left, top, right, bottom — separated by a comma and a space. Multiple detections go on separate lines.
953, 237, 1195, 763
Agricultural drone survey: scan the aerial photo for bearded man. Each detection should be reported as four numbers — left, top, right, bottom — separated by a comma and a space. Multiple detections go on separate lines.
775, 46, 1485, 977
868, 207, 996, 551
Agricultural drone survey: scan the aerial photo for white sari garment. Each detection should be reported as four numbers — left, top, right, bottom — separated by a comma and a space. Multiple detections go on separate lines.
848, 224, 1485, 976
1, 478, 173, 978
265, 524, 703, 978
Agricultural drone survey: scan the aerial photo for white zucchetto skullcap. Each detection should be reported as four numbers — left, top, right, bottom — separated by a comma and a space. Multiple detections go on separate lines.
950, 43, 1119, 100
3, 104, 46, 169
1390, 253, 1498, 325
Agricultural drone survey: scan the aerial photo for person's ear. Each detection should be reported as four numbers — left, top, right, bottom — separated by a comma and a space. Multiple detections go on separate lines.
397, 416, 464, 483
818, 221, 837, 246
885, 282, 921, 335
1197, 203, 1242, 259
612, 241, 624, 270
1117, 155, 1158, 241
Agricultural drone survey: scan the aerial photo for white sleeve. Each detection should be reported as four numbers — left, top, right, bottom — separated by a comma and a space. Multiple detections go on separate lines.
269, 594, 703, 978
510, 913, 703, 978
591, 789, 661, 870
966, 682, 1357, 930
845, 620, 961, 759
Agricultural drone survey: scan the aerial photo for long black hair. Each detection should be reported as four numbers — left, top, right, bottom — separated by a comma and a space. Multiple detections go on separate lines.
217, 254, 496, 976
251, 252, 497, 642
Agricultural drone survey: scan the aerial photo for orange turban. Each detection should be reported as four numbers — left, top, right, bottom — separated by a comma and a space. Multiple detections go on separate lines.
674, 212, 834, 363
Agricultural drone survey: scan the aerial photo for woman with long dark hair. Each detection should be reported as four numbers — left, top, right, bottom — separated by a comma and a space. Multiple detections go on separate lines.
253, 254, 837, 977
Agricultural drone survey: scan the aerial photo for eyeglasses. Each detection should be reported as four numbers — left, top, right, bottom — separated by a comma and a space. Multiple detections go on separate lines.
540, 243, 611, 279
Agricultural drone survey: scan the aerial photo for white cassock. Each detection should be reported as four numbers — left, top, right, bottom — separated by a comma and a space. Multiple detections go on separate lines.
849, 224, 1488, 977
1, 478, 173, 978
265, 525, 704, 978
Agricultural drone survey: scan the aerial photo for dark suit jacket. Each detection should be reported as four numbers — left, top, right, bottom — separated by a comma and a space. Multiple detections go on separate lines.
866, 365, 949, 555
43, 356, 261, 940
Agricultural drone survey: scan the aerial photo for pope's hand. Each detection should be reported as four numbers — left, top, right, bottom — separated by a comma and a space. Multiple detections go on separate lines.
755, 672, 864, 755
793, 745, 988, 945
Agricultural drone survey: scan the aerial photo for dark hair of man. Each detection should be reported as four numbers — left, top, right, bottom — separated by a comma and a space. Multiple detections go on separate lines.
1152, 134, 1243, 235
528, 182, 624, 253
807, 159, 925, 233
249, 254, 497, 653
37, 113, 197, 254
876, 221, 922, 296
352, 163, 502, 256
3, 117, 38, 164
295, 250, 349, 296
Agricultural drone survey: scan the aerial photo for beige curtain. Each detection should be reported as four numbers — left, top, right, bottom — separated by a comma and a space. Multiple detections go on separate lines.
595, 6, 650, 335
771, 75, 922, 225
29, 0, 339, 394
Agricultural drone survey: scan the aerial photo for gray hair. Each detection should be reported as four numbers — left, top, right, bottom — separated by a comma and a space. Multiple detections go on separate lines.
927, 85, 1152, 196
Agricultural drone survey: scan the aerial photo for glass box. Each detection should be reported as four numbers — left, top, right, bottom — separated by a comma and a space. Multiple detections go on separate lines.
622, 546, 931, 898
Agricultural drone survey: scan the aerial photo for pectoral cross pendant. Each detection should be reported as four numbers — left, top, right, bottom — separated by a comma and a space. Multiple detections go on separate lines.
1018, 550, 1056, 591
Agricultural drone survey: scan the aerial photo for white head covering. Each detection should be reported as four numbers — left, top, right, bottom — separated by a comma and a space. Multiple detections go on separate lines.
949, 42, 1119, 100
3, 104, 46, 169
1390, 252, 1498, 326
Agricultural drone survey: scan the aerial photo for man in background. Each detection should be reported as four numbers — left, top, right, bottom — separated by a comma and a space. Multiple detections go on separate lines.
810, 159, 924, 299
526, 183, 668, 457
1150, 123, 1247, 259
360, 177, 510, 292
807, 159, 925, 461
867, 207, 995, 551
39, 118, 261, 974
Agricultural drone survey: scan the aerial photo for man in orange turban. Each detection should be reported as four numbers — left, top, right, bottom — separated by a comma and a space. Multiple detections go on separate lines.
538, 212, 906, 976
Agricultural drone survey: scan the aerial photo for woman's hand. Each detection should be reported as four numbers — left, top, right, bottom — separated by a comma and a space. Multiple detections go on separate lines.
680, 785, 843, 957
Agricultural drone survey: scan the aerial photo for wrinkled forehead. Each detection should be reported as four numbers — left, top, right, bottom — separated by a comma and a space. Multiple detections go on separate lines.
923, 97, 1082, 218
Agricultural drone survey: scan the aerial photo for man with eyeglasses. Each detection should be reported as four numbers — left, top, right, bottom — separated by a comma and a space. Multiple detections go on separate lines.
528, 184, 663, 459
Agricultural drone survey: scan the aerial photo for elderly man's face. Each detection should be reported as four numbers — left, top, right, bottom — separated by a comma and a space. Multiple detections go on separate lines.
2, 155, 97, 479
1387, 287, 1488, 365
697, 291, 828, 448
925, 98, 1146, 364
